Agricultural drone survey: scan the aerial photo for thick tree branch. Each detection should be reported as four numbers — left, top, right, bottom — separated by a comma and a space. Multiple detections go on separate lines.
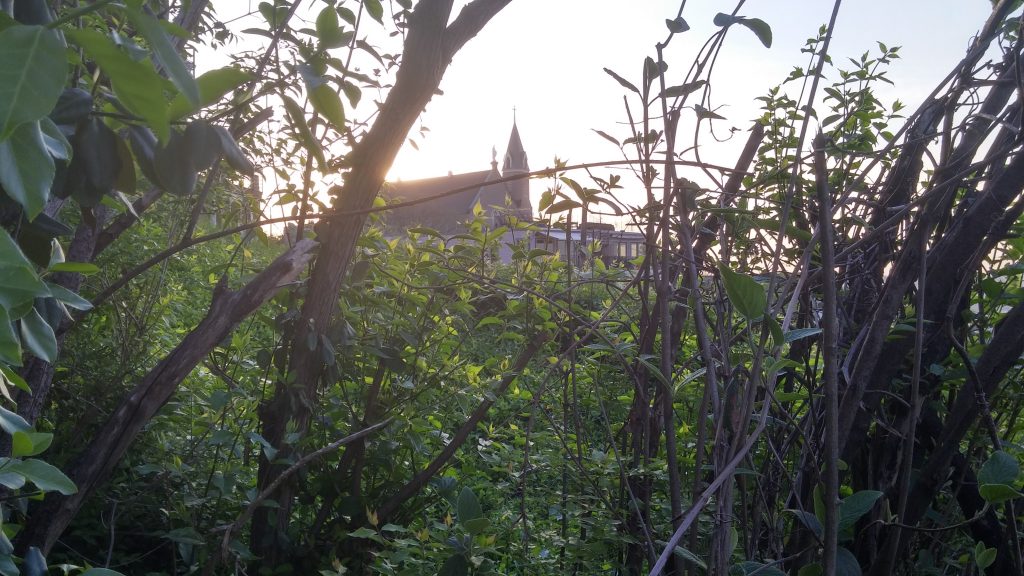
252, 0, 515, 559
443, 0, 514, 59
18, 239, 317, 555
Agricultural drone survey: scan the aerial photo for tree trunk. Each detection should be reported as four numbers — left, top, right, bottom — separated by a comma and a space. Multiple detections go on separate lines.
250, 0, 515, 563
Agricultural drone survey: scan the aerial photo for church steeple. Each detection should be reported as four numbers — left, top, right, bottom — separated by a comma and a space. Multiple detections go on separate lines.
497, 119, 532, 221
502, 121, 529, 175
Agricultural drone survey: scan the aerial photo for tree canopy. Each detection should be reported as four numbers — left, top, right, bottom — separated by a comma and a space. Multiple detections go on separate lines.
1, 1, 1023, 575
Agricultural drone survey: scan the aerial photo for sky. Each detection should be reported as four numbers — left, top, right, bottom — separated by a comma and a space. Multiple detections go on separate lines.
387, 0, 995, 190
209, 1, 999, 218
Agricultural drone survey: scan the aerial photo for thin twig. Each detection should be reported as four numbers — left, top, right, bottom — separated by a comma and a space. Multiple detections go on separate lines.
217, 418, 393, 560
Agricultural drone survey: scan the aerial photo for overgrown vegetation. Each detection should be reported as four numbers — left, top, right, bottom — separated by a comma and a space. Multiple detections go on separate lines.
1, 1, 1023, 575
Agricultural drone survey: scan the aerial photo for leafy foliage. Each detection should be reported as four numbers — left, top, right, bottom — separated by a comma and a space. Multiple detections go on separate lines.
1, 1, 1023, 576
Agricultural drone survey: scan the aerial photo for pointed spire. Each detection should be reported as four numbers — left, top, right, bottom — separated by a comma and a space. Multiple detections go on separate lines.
502, 119, 528, 174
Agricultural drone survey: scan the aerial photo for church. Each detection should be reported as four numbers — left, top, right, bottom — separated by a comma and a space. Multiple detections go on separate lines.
382, 121, 533, 236
382, 122, 647, 266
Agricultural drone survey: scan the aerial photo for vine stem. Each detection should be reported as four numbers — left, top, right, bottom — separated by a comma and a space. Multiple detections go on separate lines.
813, 131, 840, 575
215, 418, 393, 559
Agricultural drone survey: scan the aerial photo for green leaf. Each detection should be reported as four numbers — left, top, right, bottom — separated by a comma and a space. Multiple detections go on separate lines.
47, 262, 99, 275
162, 527, 204, 545
125, 8, 200, 108
309, 82, 346, 133
282, 95, 326, 170
739, 18, 773, 48
364, 0, 384, 23
476, 317, 502, 329
337, 6, 357, 25
168, 67, 252, 120
718, 264, 766, 320
838, 490, 883, 532
80, 569, 127, 576
0, 120, 55, 219
228, 538, 256, 560
462, 517, 490, 535
0, 310, 22, 365
666, 17, 689, 33
546, 199, 582, 214
694, 104, 727, 121
8, 458, 77, 494
978, 450, 1019, 485
341, 81, 361, 107
11, 431, 52, 458
671, 546, 706, 569
47, 283, 92, 311
0, 557, 15, 576
592, 129, 619, 146
835, 547, 862, 576
659, 80, 705, 100
643, 56, 667, 88
39, 117, 71, 161
19, 306, 57, 362
113, 133, 136, 194
636, 355, 671, 388
66, 29, 170, 142
766, 358, 800, 376
0, 528, 12, 555
0, 231, 50, 314
785, 328, 822, 343
0, 405, 31, 435
183, 120, 220, 171
212, 126, 254, 174
603, 68, 639, 94
0, 11, 15, 32
774, 391, 804, 403
258, 2, 285, 28
438, 554, 468, 576
0, 470, 24, 490
153, 129, 197, 196
979, 483, 1022, 504
49, 87, 93, 126
713, 13, 741, 27
456, 486, 483, 524
785, 508, 823, 538
976, 542, 997, 570
73, 117, 121, 205
347, 527, 377, 538
316, 6, 347, 48
127, 125, 159, 183
0, 25, 66, 141
22, 546, 46, 576
764, 315, 783, 345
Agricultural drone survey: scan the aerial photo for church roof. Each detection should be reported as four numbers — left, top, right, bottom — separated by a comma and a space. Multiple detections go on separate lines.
382, 121, 532, 237
382, 169, 496, 235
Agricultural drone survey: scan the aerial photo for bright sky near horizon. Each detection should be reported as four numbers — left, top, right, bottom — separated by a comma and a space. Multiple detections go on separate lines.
389, 0, 993, 183
211, 1, 998, 213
